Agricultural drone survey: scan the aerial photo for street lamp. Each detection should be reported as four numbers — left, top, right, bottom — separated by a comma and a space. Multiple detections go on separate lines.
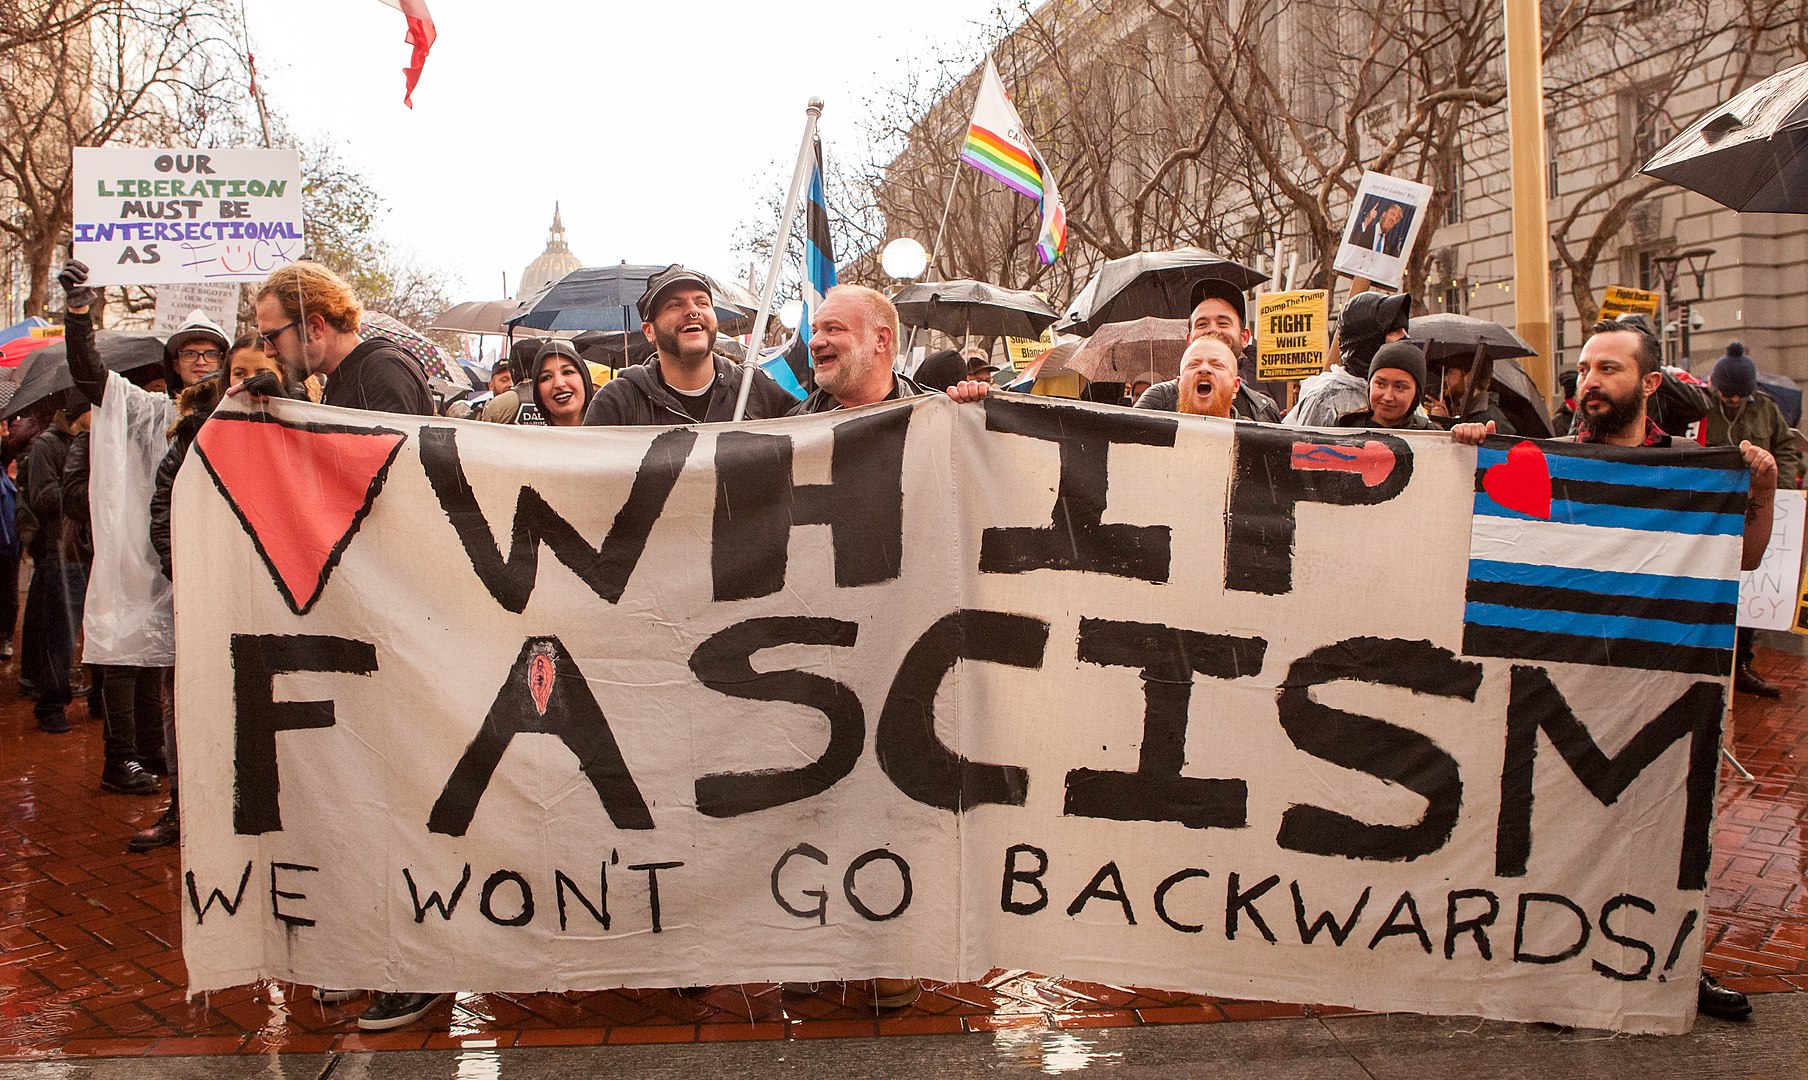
1652, 247, 1715, 370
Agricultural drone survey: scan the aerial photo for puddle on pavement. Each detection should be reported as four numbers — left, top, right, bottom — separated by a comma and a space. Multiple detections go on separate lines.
990, 1027, 1125, 1073
454, 1048, 502, 1080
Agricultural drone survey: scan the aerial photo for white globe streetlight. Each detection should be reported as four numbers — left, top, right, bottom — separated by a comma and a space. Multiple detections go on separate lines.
881, 237, 929, 282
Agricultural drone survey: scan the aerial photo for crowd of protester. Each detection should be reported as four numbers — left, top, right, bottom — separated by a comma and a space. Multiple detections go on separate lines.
8, 258, 1797, 1029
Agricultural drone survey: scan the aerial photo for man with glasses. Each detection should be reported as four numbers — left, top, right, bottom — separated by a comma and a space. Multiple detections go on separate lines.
253, 261, 434, 416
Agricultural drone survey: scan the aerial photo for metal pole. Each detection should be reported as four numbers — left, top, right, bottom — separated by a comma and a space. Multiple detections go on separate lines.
732, 98, 825, 422
1504, 0, 1553, 403
925, 166, 965, 281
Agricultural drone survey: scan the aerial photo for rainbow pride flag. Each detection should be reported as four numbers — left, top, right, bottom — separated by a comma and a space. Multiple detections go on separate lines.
958, 58, 1067, 264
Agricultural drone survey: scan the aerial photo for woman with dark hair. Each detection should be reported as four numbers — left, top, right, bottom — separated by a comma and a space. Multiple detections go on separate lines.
525, 340, 596, 427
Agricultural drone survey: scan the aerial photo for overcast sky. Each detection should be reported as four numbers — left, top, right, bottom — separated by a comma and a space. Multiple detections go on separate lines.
243, 1, 1004, 302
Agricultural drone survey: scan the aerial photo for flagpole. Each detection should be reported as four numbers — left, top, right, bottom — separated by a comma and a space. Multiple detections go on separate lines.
733, 97, 825, 422
925, 164, 964, 279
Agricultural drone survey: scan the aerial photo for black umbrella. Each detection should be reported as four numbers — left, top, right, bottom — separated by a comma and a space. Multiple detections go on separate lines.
893, 279, 1061, 339
1059, 247, 1267, 336
1641, 60, 1808, 213
1406, 313, 1536, 365
508, 264, 758, 334
3, 332, 166, 419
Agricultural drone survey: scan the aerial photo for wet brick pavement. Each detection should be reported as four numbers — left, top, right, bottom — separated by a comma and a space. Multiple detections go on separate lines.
2, 638, 1803, 1061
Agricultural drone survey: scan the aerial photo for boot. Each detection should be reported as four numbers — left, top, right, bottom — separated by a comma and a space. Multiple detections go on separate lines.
100, 759, 159, 795
129, 793, 178, 852
1735, 663, 1781, 699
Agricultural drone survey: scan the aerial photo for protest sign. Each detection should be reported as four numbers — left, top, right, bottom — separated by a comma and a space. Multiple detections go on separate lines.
1255, 290, 1329, 381
1738, 490, 1805, 631
1007, 334, 1054, 371
1333, 172, 1434, 290
175, 396, 1748, 1034
1599, 286, 1662, 322
73, 147, 303, 286
154, 282, 241, 339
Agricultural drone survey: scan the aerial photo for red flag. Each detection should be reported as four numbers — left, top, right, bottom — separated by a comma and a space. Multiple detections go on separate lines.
376, 0, 436, 108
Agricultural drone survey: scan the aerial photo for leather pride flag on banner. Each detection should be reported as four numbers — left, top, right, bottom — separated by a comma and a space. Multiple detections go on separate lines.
376, 0, 436, 108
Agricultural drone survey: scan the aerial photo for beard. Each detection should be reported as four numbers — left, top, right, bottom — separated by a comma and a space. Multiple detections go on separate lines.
1576, 387, 1642, 440
1177, 379, 1233, 417
654, 317, 715, 363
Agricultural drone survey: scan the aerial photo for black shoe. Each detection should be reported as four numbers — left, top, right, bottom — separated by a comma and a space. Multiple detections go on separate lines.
128, 798, 179, 852
358, 991, 448, 1031
1735, 664, 1782, 699
1697, 974, 1751, 1020
36, 713, 70, 734
18, 680, 38, 700
139, 755, 170, 777
100, 760, 159, 795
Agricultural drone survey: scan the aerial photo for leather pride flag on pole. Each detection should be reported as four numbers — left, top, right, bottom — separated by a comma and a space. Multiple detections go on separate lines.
958, 57, 1067, 264
376, 0, 436, 108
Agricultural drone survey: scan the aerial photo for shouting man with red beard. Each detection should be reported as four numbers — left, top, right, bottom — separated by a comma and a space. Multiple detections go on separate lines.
1171, 336, 1241, 418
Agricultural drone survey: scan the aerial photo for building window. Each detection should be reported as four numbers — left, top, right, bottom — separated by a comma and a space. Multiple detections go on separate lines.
1621, 87, 1674, 167
1439, 280, 1467, 315
1546, 129, 1559, 199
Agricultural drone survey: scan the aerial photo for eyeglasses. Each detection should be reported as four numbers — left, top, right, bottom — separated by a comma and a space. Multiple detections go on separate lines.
257, 319, 301, 348
178, 347, 224, 363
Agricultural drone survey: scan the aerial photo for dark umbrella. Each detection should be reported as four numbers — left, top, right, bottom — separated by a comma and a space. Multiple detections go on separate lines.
1405, 313, 1536, 364
1641, 60, 1808, 213
508, 264, 758, 334
1059, 247, 1267, 336
3, 332, 166, 419
430, 299, 526, 335
1756, 370, 1803, 427
893, 279, 1061, 339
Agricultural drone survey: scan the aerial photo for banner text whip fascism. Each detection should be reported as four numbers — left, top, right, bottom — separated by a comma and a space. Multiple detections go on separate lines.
173, 393, 1749, 1034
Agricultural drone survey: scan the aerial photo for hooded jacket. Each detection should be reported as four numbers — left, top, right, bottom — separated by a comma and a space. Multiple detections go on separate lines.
584, 352, 797, 426
523, 341, 596, 426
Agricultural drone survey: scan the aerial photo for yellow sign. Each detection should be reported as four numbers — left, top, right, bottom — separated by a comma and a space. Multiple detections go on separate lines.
1256, 290, 1329, 381
1006, 334, 1054, 371
29, 326, 64, 338
1599, 285, 1661, 321
1795, 557, 1808, 636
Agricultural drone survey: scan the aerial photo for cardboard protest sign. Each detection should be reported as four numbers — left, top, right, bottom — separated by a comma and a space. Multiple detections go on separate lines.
1007, 334, 1054, 371
73, 148, 303, 286
154, 282, 241, 339
1333, 172, 1434, 290
175, 396, 1749, 1034
1255, 290, 1329, 381
1599, 286, 1662, 322
1739, 490, 1805, 631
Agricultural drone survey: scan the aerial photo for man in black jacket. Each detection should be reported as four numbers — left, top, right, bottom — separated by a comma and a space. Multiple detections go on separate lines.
586, 265, 796, 425
19, 395, 98, 740
253, 262, 435, 416
791, 285, 925, 414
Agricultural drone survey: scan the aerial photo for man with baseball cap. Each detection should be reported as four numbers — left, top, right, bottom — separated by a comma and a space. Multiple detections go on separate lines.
1285, 289, 1411, 427
584, 264, 795, 426
1132, 277, 1282, 422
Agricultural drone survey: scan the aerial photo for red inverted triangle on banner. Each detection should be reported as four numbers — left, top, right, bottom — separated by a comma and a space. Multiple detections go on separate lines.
193, 414, 408, 614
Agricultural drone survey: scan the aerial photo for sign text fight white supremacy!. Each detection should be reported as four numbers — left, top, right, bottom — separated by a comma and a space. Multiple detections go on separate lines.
173, 394, 1751, 1034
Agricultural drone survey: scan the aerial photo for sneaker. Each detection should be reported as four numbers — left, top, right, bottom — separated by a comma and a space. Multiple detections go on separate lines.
100, 760, 159, 795
358, 991, 448, 1030
128, 799, 179, 852
36, 713, 70, 734
312, 987, 365, 1004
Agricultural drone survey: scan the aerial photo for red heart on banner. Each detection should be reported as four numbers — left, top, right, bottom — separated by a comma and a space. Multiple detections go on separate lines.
1481, 440, 1552, 520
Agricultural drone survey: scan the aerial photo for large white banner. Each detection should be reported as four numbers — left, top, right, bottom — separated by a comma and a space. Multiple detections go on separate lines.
174, 394, 1750, 1034
73, 147, 303, 285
